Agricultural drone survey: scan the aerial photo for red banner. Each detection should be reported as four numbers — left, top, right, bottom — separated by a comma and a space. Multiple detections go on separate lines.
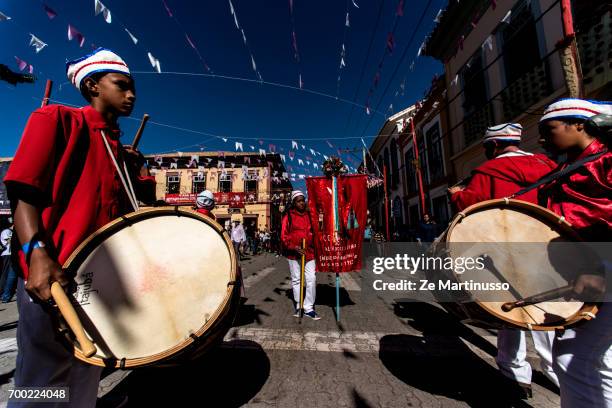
306, 174, 367, 273
214, 192, 245, 208
165, 193, 197, 205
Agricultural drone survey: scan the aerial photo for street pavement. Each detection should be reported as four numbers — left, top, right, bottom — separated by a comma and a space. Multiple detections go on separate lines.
0, 252, 560, 407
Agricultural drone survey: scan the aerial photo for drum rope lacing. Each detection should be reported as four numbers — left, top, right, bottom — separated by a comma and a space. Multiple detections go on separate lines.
101, 130, 140, 212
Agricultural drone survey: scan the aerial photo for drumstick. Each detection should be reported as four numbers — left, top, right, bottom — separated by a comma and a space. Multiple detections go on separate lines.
131, 113, 149, 149
501, 284, 574, 312
50, 282, 97, 357
299, 238, 306, 321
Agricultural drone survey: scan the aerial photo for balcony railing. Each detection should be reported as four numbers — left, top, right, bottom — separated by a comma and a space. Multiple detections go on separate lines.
500, 60, 551, 122
577, 8, 612, 95
463, 102, 495, 147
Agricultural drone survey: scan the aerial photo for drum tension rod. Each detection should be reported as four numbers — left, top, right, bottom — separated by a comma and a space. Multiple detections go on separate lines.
120, 358, 127, 370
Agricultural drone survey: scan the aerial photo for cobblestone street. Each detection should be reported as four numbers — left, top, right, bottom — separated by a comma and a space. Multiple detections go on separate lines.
0, 253, 560, 407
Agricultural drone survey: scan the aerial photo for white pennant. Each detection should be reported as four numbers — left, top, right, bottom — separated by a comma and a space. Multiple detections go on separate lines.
291, 140, 298, 149
0, 11, 11, 21
482, 35, 493, 51
235, 142, 243, 151
501, 10, 511, 24
229, 0, 239, 29
345, 12, 350, 27
94, 0, 112, 24
298, 159, 304, 165
125, 28, 138, 45
147, 52, 161, 73
280, 154, 286, 162
29, 34, 47, 53
351, 0, 359, 8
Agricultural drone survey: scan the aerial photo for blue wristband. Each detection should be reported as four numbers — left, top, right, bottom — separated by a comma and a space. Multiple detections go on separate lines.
22, 241, 45, 254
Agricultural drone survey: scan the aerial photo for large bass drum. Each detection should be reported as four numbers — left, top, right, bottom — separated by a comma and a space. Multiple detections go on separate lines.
62, 207, 240, 368
429, 199, 598, 331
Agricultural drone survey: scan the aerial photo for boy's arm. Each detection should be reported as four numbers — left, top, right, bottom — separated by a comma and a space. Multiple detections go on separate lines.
13, 200, 68, 302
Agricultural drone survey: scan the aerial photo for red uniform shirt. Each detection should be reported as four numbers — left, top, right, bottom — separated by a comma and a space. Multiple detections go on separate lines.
281, 209, 315, 261
451, 152, 557, 211
539, 139, 611, 241
4, 104, 155, 279
195, 208, 216, 220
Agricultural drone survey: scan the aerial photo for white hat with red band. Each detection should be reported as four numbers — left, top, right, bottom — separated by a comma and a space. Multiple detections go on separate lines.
483, 123, 523, 144
540, 98, 612, 123
66, 47, 130, 89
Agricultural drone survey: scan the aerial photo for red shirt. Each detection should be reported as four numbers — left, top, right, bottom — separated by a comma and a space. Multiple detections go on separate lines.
195, 208, 216, 220
451, 152, 557, 211
281, 209, 315, 261
4, 104, 156, 279
539, 139, 611, 241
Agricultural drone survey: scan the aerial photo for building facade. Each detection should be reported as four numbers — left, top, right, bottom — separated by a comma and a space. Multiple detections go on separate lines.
145, 152, 292, 232
423, 0, 611, 181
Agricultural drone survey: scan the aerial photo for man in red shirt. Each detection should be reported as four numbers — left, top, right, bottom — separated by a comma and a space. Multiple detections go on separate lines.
281, 190, 320, 320
538, 98, 611, 408
195, 189, 216, 220
4, 48, 155, 407
448, 123, 559, 397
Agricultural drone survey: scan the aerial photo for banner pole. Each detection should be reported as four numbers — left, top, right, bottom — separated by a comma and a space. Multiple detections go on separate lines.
335, 272, 341, 322
411, 119, 428, 217
383, 165, 390, 241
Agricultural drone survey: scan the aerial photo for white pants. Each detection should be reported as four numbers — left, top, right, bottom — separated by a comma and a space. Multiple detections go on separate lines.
288, 259, 316, 313
554, 303, 612, 408
496, 328, 559, 386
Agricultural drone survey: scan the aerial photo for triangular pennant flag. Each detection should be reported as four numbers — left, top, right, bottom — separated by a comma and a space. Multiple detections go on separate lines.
147, 52, 161, 73
351, 0, 359, 8
14, 56, 33, 74
218, 160, 225, 169
323, 155, 329, 160
396, 0, 404, 17
0, 11, 11, 21
94, 0, 112, 24
326, 140, 334, 148
43, 4, 56, 19
67, 25, 85, 47
298, 159, 304, 165
450, 74, 458, 87
280, 154, 286, 162
301, 144, 306, 150
222, 137, 228, 143
314, 163, 319, 169
229, 0, 239, 29
501, 10, 511, 24
417, 41, 426, 57
162, 0, 173, 17
309, 148, 316, 156
259, 148, 266, 156
125, 28, 138, 45
291, 140, 298, 150
482, 35, 493, 51
245, 156, 251, 164
345, 12, 350, 27
434, 8, 443, 23
235, 142, 243, 151
29, 34, 47, 53
298, 74, 303, 89
249, 145, 254, 150
170, 162, 178, 169
387, 32, 395, 53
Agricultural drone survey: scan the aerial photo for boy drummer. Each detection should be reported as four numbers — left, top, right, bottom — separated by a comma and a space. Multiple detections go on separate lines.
4, 48, 155, 407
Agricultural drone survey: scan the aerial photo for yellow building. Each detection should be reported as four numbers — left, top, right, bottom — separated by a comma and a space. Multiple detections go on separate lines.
145, 152, 292, 232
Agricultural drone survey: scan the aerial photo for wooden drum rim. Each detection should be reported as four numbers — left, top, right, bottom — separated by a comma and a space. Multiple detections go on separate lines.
442, 198, 598, 331
63, 206, 238, 367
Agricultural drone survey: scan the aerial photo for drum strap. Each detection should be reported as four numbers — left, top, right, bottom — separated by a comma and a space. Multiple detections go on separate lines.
508, 150, 608, 199
100, 130, 139, 212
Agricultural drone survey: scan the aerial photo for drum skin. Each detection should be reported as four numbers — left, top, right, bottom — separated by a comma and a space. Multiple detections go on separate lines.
62, 207, 240, 368
430, 199, 598, 331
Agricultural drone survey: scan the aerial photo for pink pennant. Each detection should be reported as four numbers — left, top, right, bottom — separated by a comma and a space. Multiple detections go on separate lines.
374, 71, 380, 87
43, 3, 57, 19
396, 0, 404, 16
289, 0, 293, 14
67, 25, 85, 47
387, 32, 395, 54
458, 35, 465, 51
269, 144, 276, 152
491, 0, 497, 9
14, 56, 28, 72
258, 139, 263, 145
162, 0, 173, 17
292, 31, 299, 60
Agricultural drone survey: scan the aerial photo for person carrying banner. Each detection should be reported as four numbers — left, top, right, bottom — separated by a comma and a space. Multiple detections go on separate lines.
281, 190, 320, 320
195, 189, 216, 220
4, 48, 155, 407
448, 123, 559, 398
538, 98, 612, 408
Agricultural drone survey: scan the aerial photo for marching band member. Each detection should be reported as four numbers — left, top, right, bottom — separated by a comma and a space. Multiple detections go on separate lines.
4, 48, 155, 407
538, 98, 612, 408
281, 190, 320, 320
448, 123, 559, 397
195, 189, 216, 220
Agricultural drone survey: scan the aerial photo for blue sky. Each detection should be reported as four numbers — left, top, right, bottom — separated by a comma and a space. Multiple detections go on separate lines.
1, 0, 444, 180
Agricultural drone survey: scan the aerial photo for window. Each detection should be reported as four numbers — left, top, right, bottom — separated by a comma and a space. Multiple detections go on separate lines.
166, 173, 180, 194
426, 122, 445, 182
218, 172, 232, 193
244, 170, 258, 196
390, 139, 399, 188
461, 50, 488, 115
417, 134, 429, 185
500, 0, 540, 85
191, 172, 206, 194
404, 148, 416, 193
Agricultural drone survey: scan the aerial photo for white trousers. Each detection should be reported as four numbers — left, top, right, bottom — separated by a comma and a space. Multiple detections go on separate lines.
288, 259, 316, 313
554, 303, 612, 408
496, 328, 559, 387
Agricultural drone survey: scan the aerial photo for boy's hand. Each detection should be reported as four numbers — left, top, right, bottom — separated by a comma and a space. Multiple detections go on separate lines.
568, 274, 606, 302
295, 247, 306, 256
26, 249, 69, 303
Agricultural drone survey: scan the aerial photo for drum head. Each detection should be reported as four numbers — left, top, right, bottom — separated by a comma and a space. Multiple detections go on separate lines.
64, 208, 237, 366
445, 199, 595, 330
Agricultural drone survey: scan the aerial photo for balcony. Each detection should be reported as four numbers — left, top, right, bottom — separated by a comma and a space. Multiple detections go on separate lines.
500, 60, 551, 122
576, 7, 612, 96
463, 102, 495, 147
